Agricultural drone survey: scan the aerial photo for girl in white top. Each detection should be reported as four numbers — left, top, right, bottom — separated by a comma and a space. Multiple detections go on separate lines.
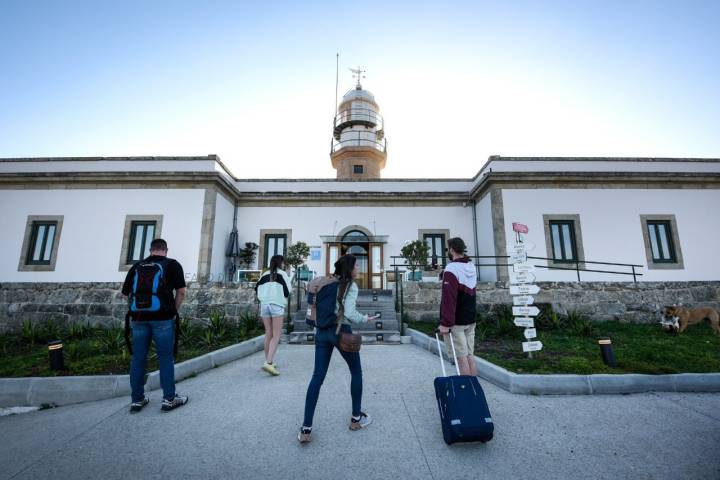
254, 255, 291, 376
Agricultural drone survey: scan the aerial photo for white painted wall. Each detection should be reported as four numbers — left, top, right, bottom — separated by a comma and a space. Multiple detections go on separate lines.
233, 179, 473, 193
475, 194, 497, 282
472, 159, 720, 190
501, 188, 720, 281
236, 205, 476, 283
0, 189, 205, 282
210, 193, 236, 281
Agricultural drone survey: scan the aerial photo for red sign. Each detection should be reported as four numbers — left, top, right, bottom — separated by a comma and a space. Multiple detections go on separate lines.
512, 222, 529, 234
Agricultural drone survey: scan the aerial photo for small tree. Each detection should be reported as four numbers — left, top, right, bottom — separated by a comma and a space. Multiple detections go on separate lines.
285, 241, 310, 311
238, 242, 259, 269
285, 241, 310, 274
401, 240, 429, 278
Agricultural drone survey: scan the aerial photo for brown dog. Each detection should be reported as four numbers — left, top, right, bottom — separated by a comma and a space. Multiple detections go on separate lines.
661, 305, 720, 335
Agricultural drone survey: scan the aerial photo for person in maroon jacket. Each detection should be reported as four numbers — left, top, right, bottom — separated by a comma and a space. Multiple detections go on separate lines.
438, 237, 478, 376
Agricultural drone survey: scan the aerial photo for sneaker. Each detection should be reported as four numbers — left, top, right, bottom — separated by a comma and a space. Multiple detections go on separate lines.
350, 412, 372, 431
297, 427, 312, 444
129, 396, 149, 413
161, 394, 189, 412
262, 362, 279, 376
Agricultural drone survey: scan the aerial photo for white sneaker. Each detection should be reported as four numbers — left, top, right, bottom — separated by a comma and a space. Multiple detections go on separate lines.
349, 412, 372, 430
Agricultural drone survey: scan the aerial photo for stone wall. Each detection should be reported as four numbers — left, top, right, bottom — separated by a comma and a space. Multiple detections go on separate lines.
0, 282, 260, 332
401, 281, 720, 323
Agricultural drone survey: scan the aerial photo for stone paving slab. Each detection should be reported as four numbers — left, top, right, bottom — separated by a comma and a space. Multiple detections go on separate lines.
1, 344, 719, 480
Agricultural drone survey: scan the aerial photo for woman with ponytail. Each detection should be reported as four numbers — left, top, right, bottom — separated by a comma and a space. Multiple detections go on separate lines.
298, 254, 379, 443
255, 254, 291, 376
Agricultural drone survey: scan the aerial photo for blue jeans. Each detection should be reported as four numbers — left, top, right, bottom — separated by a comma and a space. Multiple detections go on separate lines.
303, 324, 362, 427
130, 319, 176, 402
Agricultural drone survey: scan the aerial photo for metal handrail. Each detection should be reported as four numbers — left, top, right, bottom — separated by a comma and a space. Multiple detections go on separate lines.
330, 134, 387, 154
389, 255, 644, 282
334, 108, 384, 131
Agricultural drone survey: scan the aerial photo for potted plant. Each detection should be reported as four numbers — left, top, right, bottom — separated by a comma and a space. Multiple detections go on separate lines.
400, 240, 429, 281
238, 242, 259, 269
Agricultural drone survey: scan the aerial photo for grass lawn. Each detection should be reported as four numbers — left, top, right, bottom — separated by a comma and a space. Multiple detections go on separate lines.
1, 313, 264, 378
408, 317, 720, 375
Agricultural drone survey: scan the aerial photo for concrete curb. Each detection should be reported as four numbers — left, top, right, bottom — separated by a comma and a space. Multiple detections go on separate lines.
0, 335, 265, 407
406, 328, 720, 395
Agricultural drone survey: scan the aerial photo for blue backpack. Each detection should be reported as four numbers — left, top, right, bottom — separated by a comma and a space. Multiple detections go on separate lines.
129, 259, 172, 313
305, 277, 339, 329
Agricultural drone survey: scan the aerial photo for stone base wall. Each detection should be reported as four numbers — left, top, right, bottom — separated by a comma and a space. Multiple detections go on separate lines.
402, 281, 720, 323
0, 282, 260, 332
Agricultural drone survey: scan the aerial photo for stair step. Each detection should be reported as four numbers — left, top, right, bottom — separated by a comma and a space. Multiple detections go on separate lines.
288, 330, 401, 345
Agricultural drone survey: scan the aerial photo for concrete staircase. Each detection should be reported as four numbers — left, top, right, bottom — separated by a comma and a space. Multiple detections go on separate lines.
288, 289, 401, 345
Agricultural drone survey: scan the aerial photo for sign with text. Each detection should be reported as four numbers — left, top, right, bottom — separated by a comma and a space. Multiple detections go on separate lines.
522, 340, 543, 352
514, 317, 535, 328
510, 284, 541, 295
510, 272, 536, 285
512, 295, 535, 306
508, 242, 535, 254
510, 252, 527, 264
513, 306, 540, 317
512, 222, 529, 234
524, 328, 537, 339
513, 263, 535, 274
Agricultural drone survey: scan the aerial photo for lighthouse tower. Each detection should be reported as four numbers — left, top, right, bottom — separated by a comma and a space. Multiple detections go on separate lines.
330, 68, 387, 180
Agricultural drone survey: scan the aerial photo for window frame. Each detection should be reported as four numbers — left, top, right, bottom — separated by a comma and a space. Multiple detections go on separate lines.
548, 220, 578, 263
18, 215, 64, 272
118, 215, 163, 272
125, 221, 157, 264
353, 164, 364, 174
640, 214, 684, 270
263, 234, 288, 268
542, 214, 585, 270
423, 233, 447, 268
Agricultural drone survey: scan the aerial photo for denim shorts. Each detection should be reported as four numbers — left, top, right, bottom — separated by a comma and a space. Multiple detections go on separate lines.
260, 304, 285, 318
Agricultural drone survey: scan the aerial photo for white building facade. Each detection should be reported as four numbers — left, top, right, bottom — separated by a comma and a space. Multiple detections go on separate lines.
1, 84, 719, 287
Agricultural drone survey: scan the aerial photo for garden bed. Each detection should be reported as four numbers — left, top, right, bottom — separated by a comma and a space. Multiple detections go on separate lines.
1, 312, 264, 378
408, 306, 720, 374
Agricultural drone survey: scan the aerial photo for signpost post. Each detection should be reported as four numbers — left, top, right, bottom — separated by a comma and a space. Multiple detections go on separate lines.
509, 222, 542, 358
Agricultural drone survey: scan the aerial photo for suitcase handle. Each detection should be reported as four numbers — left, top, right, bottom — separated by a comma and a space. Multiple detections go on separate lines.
435, 328, 460, 376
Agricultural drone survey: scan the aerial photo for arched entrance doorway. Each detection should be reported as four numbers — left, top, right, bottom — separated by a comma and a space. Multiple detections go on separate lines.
342, 231, 369, 288
324, 226, 385, 289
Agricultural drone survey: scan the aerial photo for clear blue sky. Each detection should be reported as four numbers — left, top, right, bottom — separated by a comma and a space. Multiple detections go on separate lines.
1, 0, 718, 178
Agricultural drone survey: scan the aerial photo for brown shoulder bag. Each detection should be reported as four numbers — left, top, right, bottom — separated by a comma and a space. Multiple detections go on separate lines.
336, 281, 362, 353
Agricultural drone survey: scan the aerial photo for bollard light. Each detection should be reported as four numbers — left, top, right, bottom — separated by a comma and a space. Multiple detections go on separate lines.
48, 340, 65, 371
375, 311, 382, 319
598, 337, 617, 368
306, 334, 315, 343
376, 333, 384, 342
372, 289, 378, 301
376, 321, 383, 330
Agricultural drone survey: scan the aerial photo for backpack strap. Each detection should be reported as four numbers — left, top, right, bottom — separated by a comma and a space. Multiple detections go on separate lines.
173, 312, 180, 355
335, 280, 352, 335
124, 311, 133, 354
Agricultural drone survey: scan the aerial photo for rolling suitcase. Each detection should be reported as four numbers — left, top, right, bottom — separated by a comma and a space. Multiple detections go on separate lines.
434, 330, 494, 444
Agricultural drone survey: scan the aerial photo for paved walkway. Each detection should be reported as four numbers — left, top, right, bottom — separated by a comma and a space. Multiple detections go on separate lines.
2, 344, 719, 480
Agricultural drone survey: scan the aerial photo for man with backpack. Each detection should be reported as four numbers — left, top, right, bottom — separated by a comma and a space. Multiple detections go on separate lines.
438, 237, 478, 376
122, 238, 189, 413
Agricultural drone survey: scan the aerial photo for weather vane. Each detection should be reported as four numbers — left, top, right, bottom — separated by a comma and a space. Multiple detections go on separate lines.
349, 66, 366, 89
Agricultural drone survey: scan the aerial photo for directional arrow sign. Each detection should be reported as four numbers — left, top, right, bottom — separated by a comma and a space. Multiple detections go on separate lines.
513, 263, 535, 273
524, 328, 537, 339
510, 272, 536, 285
510, 284, 541, 296
513, 306, 540, 317
514, 317, 534, 328
512, 222, 529, 234
513, 295, 535, 306
522, 341, 543, 352
510, 252, 527, 264
508, 242, 536, 254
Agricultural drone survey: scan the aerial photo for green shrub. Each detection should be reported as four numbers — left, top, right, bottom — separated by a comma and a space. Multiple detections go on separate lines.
179, 318, 200, 346
98, 328, 125, 353
536, 305, 563, 331
208, 310, 228, 340
21, 320, 42, 346
41, 321, 66, 342
197, 329, 217, 349
566, 311, 594, 337
68, 321, 91, 340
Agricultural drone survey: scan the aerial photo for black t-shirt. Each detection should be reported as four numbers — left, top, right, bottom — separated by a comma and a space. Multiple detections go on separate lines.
122, 255, 186, 320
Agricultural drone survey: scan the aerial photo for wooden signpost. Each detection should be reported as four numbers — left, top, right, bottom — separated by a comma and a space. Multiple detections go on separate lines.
508, 222, 543, 357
